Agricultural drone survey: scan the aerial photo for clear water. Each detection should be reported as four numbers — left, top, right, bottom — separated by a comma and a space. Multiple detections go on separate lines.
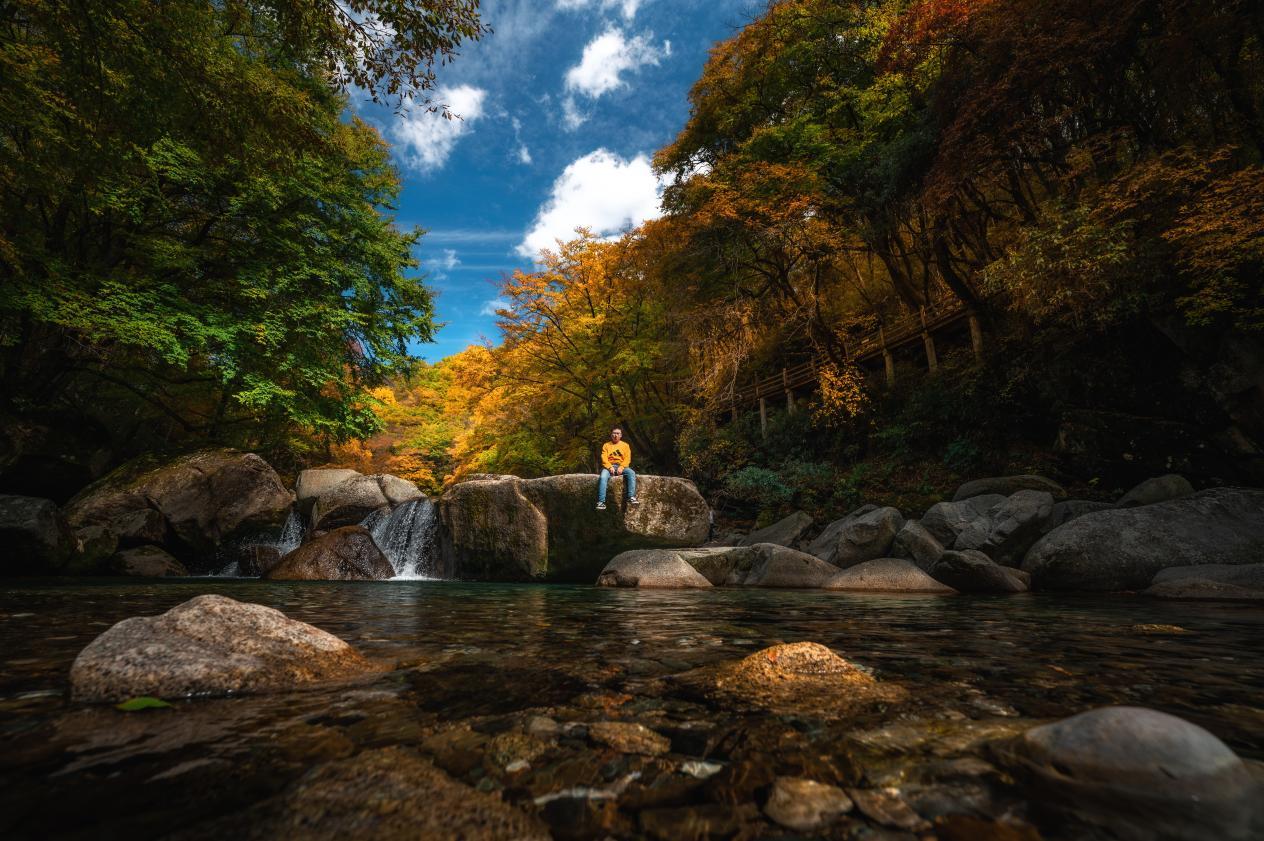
0, 580, 1260, 839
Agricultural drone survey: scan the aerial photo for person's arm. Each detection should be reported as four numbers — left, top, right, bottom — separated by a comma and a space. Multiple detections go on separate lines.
622, 443, 632, 469
600, 444, 612, 470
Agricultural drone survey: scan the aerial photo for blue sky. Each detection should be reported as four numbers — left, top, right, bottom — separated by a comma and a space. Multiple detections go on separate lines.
351, 0, 756, 361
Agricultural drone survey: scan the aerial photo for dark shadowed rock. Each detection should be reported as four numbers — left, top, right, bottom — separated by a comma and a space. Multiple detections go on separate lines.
812, 506, 904, 567
441, 474, 710, 582
931, 550, 1027, 594
1116, 474, 1195, 508
0, 494, 73, 575
294, 468, 361, 515
173, 747, 549, 841
742, 544, 848, 588
739, 510, 813, 548
954, 490, 1053, 565
69, 594, 382, 702
892, 520, 944, 571
65, 449, 291, 563
310, 473, 421, 530
1042, 499, 1113, 534
806, 504, 877, 559
825, 558, 956, 593
110, 545, 188, 577
764, 777, 853, 832
920, 494, 1005, 545
265, 526, 394, 581
676, 546, 757, 584
1144, 563, 1264, 601
597, 549, 713, 588
953, 475, 1065, 502
1023, 488, 1264, 591
996, 706, 1261, 841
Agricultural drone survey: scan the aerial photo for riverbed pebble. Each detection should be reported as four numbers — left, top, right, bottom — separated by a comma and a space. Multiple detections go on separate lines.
763, 776, 854, 832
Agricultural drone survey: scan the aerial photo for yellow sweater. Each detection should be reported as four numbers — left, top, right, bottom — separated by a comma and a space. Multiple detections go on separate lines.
601, 441, 632, 470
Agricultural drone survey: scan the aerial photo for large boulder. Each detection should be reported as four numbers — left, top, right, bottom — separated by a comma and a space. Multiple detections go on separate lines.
295, 468, 361, 515
0, 494, 73, 575
930, 550, 1028, 594
110, 545, 189, 577
309, 473, 421, 530
996, 707, 1261, 841
264, 526, 395, 581
440, 474, 710, 582
952, 475, 1065, 502
806, 504, 876, 559
739, 511, 813, 548
1116, 474, 1195, 508
953, 490, 1054, 566
1022, 488, 1264, 591
69, 594, 383, 702
891, 520, 944, 571
1041, 499, 1113, 535
597, 548, 713, 588
920, 494, 1005, 545
811, 506, 904, 568
64, 449, 292, 565
742, 544, 850, 588
825, 558, 956, 593
675, 546, 758, 584
1143, 563, 1264, 601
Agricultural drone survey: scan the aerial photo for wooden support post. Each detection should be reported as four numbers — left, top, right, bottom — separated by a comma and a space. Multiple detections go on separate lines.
759, 396, 768, 439
919, 307, 938, 372
783, 367, 794, 413
967, 309, 983, 359
880, 325, 895, 387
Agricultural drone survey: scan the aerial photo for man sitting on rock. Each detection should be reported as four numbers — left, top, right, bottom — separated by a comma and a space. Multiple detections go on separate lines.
597, 427, 638, 510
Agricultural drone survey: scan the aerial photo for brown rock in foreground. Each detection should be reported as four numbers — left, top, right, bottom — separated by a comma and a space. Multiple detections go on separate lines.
70, 594, 383, 702
264, 526, 395, 580
672, 642, 905, 717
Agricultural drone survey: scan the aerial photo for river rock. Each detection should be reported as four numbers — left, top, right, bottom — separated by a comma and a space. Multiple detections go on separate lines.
265, 526, 395, 581
440, 474, 710, 581
110, 545, 188, 577
1143, 563, 1264, 601
953, 490, 1054, 565
813, 506, 904, 568
588, 721, 671, 755
597, 549, 713, 588
295, 468, 361, 514
891, 520, 944, 571
763, 777, 853, 832
67, 523, 118, 574
1042, 499, 1113, 534
806, 504, 877, 559
953, 475, 1065, 502
930, 550, 1027, 593
825, 558, 956, 593
0, 494, 73, 574
739, 510, 812, 548
310, 473, 421, 530
69, 594, 382, 702
1022, 488, 1264, 591
1116, 474, 1195, 508
743, 544, 850, 588
64, 449, 291, 564
676, 545, 758, 584
996, 706, 1261, 841
920, 494, 1005, 545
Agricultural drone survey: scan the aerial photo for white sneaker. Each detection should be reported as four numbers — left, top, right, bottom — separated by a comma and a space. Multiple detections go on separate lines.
596, 502, 606, 510
628, 496, 640, 505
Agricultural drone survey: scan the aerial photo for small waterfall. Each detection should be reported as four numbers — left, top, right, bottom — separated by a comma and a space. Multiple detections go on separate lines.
363, 498, 439, 579
212, 508, 305, 576
274, 508, 306, 556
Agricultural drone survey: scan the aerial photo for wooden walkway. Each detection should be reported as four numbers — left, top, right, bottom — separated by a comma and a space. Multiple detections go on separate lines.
727, 299, 981, 418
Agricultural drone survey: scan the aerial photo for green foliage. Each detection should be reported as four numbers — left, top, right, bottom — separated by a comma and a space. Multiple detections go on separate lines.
722, 466, 794, 510
943, 438, 983, 474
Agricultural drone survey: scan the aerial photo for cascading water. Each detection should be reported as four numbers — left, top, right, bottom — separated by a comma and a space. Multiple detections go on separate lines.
363, 497, 439, 579
213, 508, 305, 576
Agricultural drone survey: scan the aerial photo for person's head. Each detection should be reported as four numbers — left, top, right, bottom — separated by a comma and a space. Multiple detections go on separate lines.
610, 427, 622, 442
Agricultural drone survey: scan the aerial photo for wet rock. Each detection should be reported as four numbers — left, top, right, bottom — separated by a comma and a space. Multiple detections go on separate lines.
996, 706, 1261, 841
813, 506, 905, 568
825, 558, 956, 593
920, 494, 1005, 546
806, 504, 877, 559
742, 544, 847, 588
1023, 488, 1264, 591
849, 787, 931, 831
677, 546, 757, 584
672, 642, 905, 717
680, 760, 723, 779
1130, 624, 1190, 635
441, 474, 710, 582
597, 549, 713, 588
67, 522, 118, 574
588, 721, 671, 755
739, 510, 812, 548
487, 731, 550, 768
639, 803, 757, 841
64, 449, 291, 564
310, 473, 421, 530
0, 494, 73, 575
265, 526, 394, 581
527, 715, 561, 738
70, 594, 382, 702
892, 520, 944, 571
1116, 473, 1195, 508
1041, 499, 1113, 534
953, 475, 1065, 502
1143, 563, 1264, 601
954, 490, 1054, 566
176, 746, 549, 841
930, 550, 1027, 593
763, 776, 853, 832
294, 468, 361, 514
109, 545, 188, 577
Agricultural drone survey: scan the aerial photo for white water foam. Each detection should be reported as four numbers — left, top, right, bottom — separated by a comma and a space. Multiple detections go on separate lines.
363, 497, 440, 579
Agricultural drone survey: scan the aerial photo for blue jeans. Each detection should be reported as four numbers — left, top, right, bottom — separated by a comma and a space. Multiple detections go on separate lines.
598, 467, 636, 503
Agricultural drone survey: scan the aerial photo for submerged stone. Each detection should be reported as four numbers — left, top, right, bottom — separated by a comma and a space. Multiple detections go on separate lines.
763, 776, 853, 832
588, 721, 671, 756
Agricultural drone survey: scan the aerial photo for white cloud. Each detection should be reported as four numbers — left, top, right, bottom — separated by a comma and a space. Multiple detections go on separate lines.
564, 28, 670, 100
391, 85, 487, 173
561, 96, 587, 131
517, 149, 665, 259
517, 145, 533, 165
556, 0, 643, 20
481, 298, 511, 316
